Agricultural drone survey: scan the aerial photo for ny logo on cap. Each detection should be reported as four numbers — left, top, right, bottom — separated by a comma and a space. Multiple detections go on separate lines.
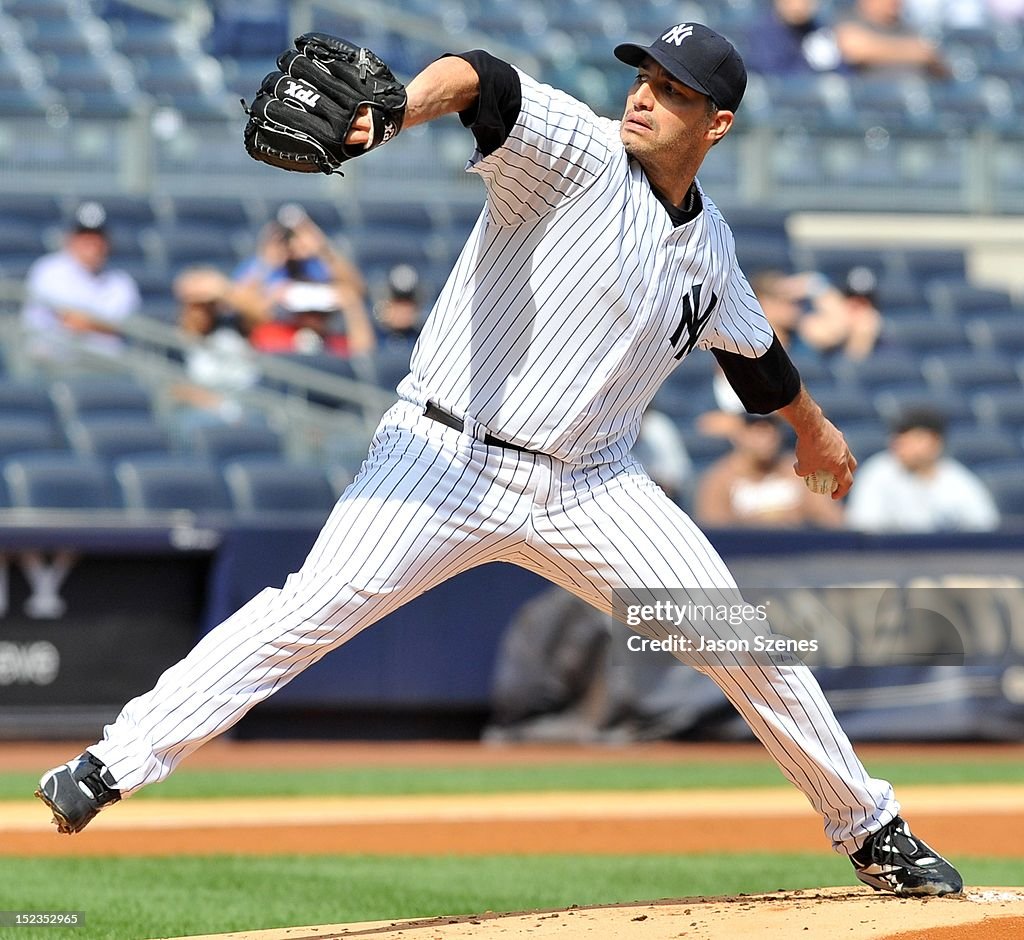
661, 24, 694, 46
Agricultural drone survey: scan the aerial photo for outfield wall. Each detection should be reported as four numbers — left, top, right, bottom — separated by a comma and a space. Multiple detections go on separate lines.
1, 521, 1022, 740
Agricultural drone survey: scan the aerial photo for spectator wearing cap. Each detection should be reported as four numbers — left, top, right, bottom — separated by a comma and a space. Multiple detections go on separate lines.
374, 264, 424, 348
695, 414, 845, 528
249, 281, 376, 357
746, 0, 846, 77
800, 265, 889, 362
233, 204, 369, 329
846, 406, 1000, 531
20, 201, 141, 366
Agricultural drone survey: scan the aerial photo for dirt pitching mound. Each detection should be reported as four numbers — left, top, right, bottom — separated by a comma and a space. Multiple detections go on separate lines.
159, 887, 1024, 940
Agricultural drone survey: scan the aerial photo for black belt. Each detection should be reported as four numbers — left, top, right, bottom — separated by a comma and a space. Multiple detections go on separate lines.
423, 403, 541, 455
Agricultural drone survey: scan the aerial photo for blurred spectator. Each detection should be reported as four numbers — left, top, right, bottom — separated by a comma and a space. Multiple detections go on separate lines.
747, 0, 846, 76
169, 267, 261, 429
233, 204, 368, 327
847, 406, 1000, 531
835, 0, 951, 76
695, 414, 844, 528
703, 269, 832, 437
20, 202, 140, 366
631, 408, 693, 505
374, 264, 424, 347
249, 281, 376, 357
800, 266, 887, 361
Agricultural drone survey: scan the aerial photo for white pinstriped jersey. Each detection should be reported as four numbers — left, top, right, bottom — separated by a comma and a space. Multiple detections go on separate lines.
399, 70, 773, 465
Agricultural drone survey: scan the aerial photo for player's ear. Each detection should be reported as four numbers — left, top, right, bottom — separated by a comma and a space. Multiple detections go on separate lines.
706, 110, 733, 146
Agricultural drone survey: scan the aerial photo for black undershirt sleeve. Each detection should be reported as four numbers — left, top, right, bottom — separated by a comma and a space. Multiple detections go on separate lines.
712, 333, 802, 414
444, 50, 522, 156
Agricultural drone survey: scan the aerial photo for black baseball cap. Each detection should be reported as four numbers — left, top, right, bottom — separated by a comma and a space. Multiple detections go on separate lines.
72, 201, 108, 235
614, 23, 747, 113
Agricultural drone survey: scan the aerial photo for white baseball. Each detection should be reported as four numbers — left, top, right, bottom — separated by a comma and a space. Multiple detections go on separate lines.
804, 470, 838, 495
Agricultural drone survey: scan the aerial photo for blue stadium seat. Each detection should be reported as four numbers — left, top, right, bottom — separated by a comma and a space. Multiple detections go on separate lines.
0, 417, 64, 460
67, 416, 172, 462
682, 432, 732, 472
843, 423, 890, 462
973, 388, 1024, 431
967, 315, 1024, 355
810, 388, 881, 426
0, 221, 50, 277
875, 391, 976, 431
223, 458, 337, 515
157, 223, 243, 268
49, 376, 154, 424
924, 351, 1022, 394
115, 456, 231, 513
371, 345, 413, 393
928, 280, 1015, 318
945, 428, 1023, 471
881, 316, 968, 352
835, 351, 928, 394
0, 380, 58, 421
977, 466, 1024, 522
170, 195, 253, 234
898, 248, 967, 282
189, 424, 284, 463
802, 247, 895, 285
0, 192, 63, 226
3, 455, 117, 510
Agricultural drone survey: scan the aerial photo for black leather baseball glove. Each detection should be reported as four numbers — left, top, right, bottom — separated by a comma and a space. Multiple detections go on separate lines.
242, 32, 407, 175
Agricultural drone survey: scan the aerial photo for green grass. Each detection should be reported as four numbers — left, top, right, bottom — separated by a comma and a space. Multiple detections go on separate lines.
2, 759, 1023, 801
3, 853, 1021, 940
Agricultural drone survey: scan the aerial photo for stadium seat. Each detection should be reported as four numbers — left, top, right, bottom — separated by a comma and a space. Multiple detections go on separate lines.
928, 281, 1015, 318
223, 458, 337, 515
49, 376, 154, 424
881, 316, 968, 352
371, 345, 413, 393
978, 466, 1024, 522
0, 417, 64, 460
842, 423, 890, 462
169, 195, 254, 234
3, 455, 117, 510
189, 424, 284, 463
924, 352, 1022, 394
944, 428, 1023, 471
835, 351, 928, 394
875, 391, 976, 431
681, 433, 732, 472
66, 416, 172, 462
808, 388, 880, 426
967, 315, 1024, 355
115, 456, 231, 513
897, 248, 967, 282
973, 388, 1024, 432
0, 380, 58, 421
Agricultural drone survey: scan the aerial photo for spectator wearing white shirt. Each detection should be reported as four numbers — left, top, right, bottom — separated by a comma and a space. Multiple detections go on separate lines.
20, 202, 140, 366
847, 406, 1000, 532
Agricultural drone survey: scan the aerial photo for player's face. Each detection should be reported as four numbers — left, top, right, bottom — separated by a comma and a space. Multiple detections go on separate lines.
621, 59, 715, 161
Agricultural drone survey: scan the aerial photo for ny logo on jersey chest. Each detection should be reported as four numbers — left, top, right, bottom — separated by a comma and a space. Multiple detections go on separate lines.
669, 282, 718, 360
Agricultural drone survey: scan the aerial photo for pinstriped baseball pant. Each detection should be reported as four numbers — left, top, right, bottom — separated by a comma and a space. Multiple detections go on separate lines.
91, 400, 898, 853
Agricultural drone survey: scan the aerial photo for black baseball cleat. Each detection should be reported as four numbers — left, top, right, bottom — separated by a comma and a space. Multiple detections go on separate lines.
851, 816, 963, 897
35, 752, 121, 834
